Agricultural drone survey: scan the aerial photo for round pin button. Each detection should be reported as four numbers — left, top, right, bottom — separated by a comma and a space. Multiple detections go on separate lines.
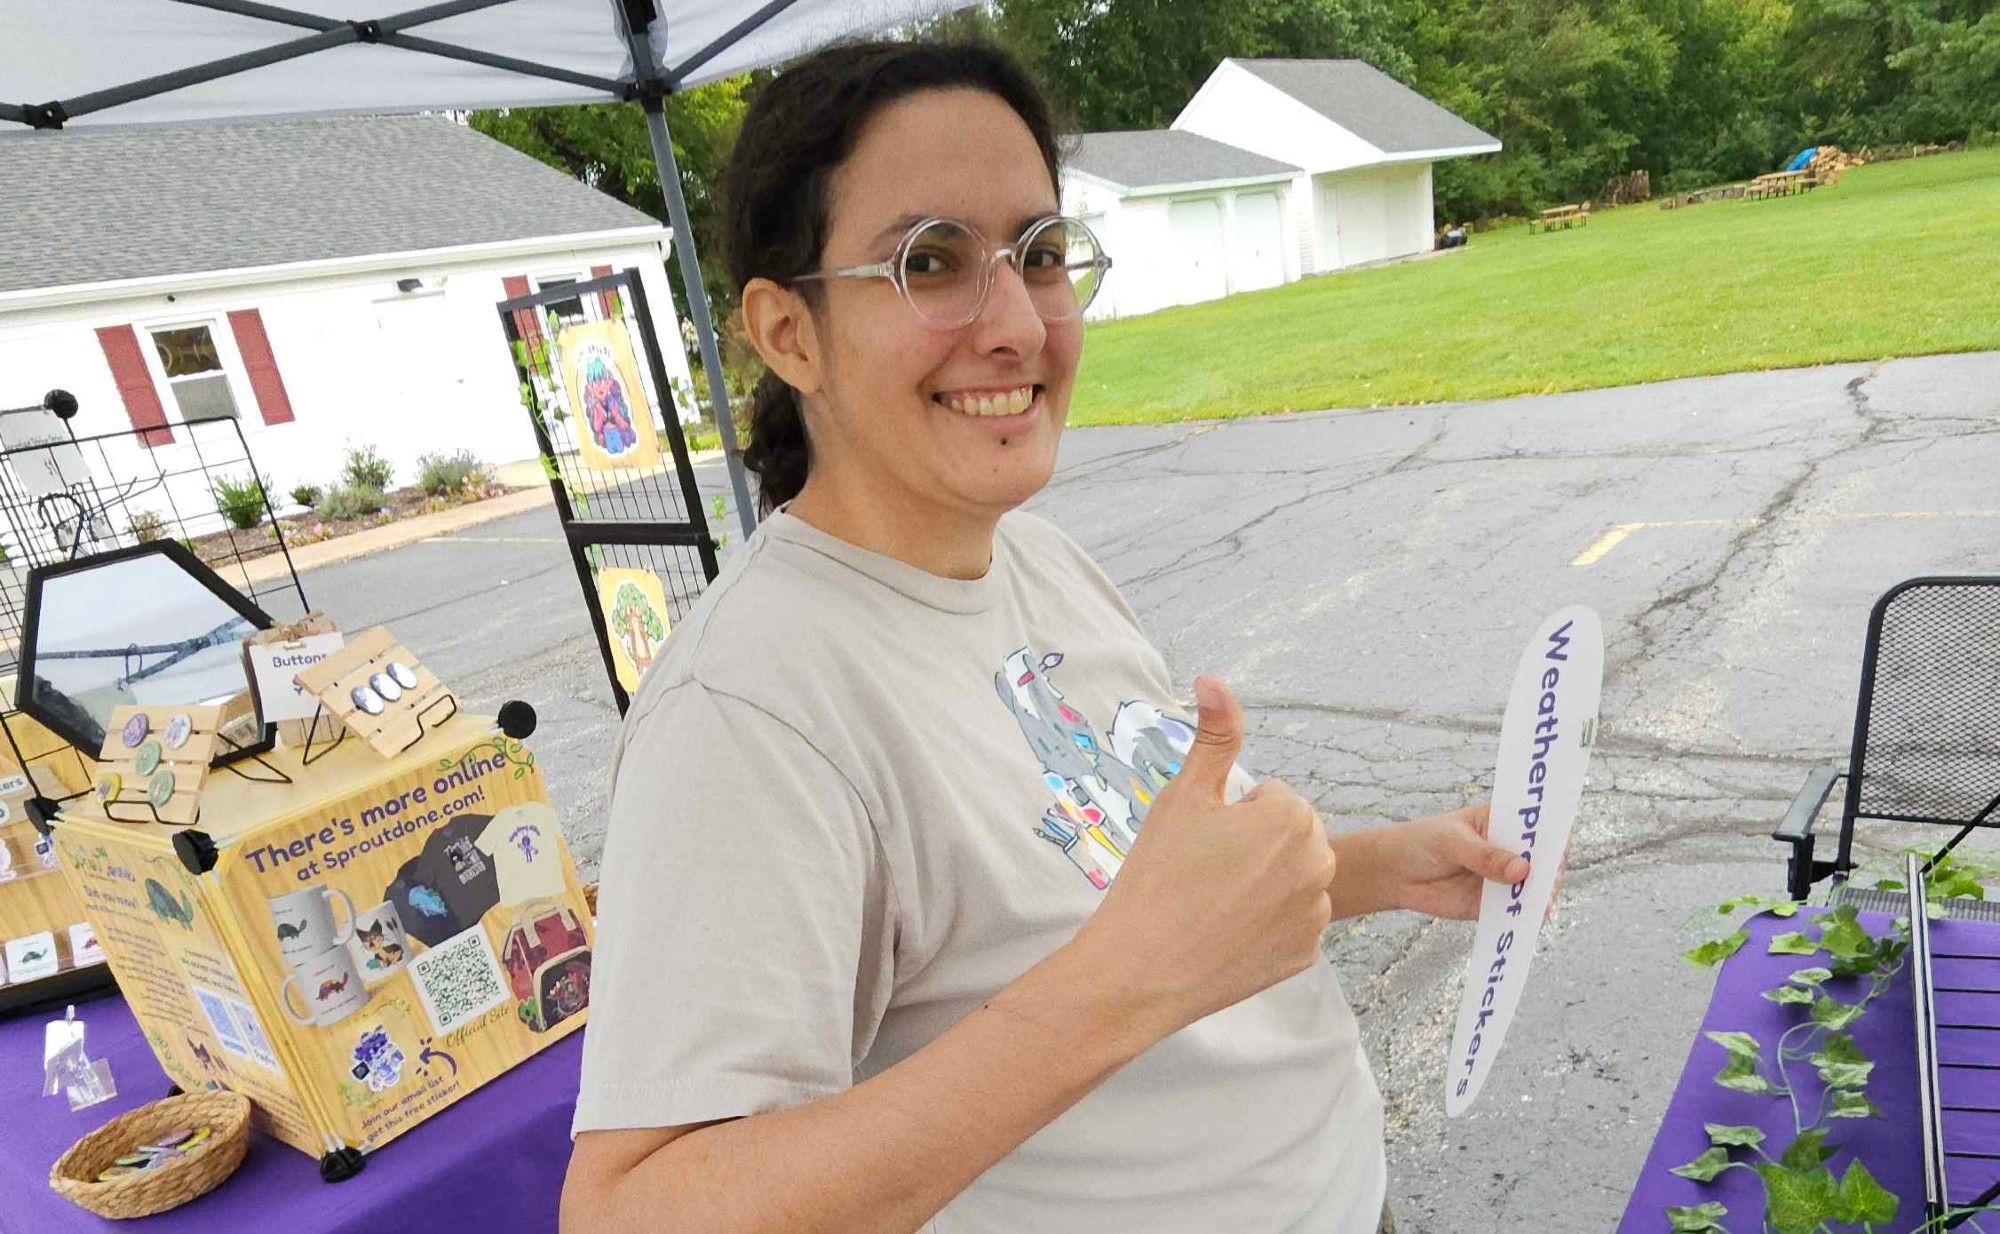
164, 713, 193, 750
148, 769, 177, 810
134, 740, 163, 776
121, 713, 150, 748
95, 773, 122, 804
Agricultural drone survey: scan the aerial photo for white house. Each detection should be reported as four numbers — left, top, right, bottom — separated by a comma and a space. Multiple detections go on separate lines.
0, 114, 693, 527
1063, 58, 1500, 319
1063, 130, 1301, 320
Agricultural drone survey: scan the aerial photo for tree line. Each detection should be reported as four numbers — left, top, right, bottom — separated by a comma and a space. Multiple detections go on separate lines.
472, 0, 1997, 337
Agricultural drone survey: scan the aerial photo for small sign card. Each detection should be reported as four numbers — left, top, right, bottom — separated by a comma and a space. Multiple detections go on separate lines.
245, 614, 347, 747
1445, 606, 1603, 1116
248, 621, 346, 723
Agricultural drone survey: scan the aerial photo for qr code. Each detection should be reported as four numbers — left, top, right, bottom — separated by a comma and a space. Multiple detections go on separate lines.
193, 987, 249, 1058
409, 926, 508, 1034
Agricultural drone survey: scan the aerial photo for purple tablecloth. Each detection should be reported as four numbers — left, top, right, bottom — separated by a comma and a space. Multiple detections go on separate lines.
0, 992, 581, 1234
1619, 910, 2000, 1231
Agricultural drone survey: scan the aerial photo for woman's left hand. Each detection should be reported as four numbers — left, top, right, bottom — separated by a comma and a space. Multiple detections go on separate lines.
1375, 803, 1533, 921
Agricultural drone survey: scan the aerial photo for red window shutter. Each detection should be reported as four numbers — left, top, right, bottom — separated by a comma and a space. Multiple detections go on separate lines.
95, 325, 174, 447
503, 275, 544, 361
226, 308, 295, 425
590, 265, 616, 317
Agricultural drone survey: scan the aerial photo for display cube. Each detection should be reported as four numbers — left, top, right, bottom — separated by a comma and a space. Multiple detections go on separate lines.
52, 714, 593, 1163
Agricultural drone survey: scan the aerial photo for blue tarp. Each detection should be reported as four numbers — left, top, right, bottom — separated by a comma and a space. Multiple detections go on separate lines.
1784, 147, 1818, 172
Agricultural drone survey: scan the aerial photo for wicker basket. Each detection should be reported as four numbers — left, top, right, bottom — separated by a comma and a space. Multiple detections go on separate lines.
49, 1090, 251, 1219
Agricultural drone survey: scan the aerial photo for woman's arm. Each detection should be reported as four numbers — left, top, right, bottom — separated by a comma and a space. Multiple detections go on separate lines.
1326, 803, 1537, 922
563, 933, 1166, 1234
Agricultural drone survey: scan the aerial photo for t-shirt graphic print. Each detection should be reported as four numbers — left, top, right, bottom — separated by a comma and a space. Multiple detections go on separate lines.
994, 645, 1197, 890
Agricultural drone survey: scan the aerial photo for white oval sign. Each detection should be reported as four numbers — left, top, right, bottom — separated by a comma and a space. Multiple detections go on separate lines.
1445, 606, 1603, 1116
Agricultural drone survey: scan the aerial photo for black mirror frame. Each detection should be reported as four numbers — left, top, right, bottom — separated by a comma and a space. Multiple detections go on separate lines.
16, 539, 278, 772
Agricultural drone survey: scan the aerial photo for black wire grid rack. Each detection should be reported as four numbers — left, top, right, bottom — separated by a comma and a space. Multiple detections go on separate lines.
497, 267, 720, 714
0, 389, 309, 799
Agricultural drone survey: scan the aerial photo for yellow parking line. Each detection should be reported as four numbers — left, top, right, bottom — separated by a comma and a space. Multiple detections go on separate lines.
1572, 511, 2000, 566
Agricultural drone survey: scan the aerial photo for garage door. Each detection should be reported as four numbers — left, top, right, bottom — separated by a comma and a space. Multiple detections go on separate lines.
1334, 174, 1392, 267
1167, 198, 1228, 306
1229, 192, 1285, 292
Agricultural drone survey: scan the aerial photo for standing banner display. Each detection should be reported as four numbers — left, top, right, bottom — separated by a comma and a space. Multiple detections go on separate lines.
500, 269, 716, 712
1446, 607, 1603, 1116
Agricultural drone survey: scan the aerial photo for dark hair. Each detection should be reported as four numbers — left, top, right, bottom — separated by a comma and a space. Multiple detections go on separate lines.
721, 41, 1064, 516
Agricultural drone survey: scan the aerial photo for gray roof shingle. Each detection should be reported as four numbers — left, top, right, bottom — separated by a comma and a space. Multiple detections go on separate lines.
1065, 129, 1298, 191
1229, 59, 1500, 154
0, 115, 661, 295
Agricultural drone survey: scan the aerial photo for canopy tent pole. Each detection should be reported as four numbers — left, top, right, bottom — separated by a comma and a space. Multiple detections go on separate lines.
640, 101, 758, 540
620, 0, 761, 541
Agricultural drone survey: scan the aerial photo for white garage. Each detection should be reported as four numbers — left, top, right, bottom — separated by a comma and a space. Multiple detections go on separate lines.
1060, 130, 1298, 320
1059, 58, 1499, 318
1176, 59, 1499, 278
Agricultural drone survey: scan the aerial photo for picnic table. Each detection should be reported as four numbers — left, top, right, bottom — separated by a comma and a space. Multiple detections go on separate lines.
1746, 168, 1815, 199
1530, 202, 1590, 233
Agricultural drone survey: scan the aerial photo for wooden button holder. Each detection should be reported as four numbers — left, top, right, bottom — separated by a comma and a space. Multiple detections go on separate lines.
83, 704, 220, 827
292, 626, 457, 760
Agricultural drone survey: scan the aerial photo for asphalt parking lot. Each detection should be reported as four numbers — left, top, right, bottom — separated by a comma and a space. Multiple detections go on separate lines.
300, 348, 2000, 1230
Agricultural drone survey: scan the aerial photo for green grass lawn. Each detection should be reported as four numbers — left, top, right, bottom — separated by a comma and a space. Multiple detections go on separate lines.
1070, 146, 2000, 425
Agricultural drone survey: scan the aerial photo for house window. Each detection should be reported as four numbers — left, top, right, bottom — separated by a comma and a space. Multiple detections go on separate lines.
534, 277, 591, 328
149, 324, 239, 422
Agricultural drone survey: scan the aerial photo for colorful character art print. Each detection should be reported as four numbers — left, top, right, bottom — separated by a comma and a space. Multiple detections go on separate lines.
595, 568, 673, 692
553, 319, 662, 473
994, 647, 1241, 892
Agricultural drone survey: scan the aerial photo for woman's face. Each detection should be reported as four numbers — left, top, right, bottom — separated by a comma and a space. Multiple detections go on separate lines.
800, 88, 1082, 519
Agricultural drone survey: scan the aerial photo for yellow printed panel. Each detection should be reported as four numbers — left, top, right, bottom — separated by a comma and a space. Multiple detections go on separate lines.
50, 718, 592, 1159
209, 727, 592, 1153
595, 568, 672, 694
553, 318, 662, 472
55, 828, 319, 1152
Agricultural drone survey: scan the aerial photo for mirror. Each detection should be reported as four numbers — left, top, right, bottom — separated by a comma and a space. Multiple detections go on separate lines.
18, 541, 274, 763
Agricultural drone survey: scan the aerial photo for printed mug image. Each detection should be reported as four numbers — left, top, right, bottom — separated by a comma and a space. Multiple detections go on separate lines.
347, 902, 409, 980
279, 946, 367, 1027
267, 884, 357, 968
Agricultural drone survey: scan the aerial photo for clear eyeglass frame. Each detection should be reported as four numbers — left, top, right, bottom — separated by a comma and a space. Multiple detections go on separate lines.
791, 214, 1112, 329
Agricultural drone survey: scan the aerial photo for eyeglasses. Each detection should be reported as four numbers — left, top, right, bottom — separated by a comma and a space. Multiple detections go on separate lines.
792, 215, 1112, 329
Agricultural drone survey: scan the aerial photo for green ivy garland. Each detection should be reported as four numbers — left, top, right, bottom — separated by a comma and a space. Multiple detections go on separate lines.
1670, 855, 1998, 1232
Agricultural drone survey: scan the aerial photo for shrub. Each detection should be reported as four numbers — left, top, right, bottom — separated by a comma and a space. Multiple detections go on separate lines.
341, 444, 394, 492
317, 484, 386, 521
129, 510, 168, 543
290, 483, 322, 509
415, 450, 491, 497
213, 472, 272, 530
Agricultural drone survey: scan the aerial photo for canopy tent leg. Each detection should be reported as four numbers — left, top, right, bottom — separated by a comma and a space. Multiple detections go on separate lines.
640, 96, 759, 541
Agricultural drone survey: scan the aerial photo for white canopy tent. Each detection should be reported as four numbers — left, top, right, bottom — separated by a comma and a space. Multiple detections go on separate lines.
0, 0, 977, 537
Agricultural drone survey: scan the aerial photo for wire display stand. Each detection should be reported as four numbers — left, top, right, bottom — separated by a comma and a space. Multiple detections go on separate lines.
497, 268, 720, 713
0, 389, 310, 808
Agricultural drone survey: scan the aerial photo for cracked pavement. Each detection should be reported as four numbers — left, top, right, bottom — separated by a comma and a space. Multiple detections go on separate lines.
298, 349, 2000, 1231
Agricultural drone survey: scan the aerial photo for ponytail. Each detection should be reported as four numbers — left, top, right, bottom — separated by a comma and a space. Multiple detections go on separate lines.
741, 370, 809, 516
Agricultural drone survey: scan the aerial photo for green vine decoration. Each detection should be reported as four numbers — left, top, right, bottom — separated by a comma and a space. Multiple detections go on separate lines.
1672, 854, 1998, 1232
446, 735, 537, 782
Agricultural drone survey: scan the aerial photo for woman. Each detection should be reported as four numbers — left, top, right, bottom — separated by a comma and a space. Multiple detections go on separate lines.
563, 40, 1531, 1234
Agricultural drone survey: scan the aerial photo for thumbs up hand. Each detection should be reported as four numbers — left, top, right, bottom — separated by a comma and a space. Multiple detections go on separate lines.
1072, 676, 1338, 1039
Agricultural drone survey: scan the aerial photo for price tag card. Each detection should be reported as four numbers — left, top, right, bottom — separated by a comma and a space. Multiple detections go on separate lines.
1445, 606, 1603, 1116
246, 623, 346, 723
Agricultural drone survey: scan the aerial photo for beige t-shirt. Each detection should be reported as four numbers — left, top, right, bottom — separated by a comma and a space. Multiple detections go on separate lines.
574, 508, 1386, 1232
